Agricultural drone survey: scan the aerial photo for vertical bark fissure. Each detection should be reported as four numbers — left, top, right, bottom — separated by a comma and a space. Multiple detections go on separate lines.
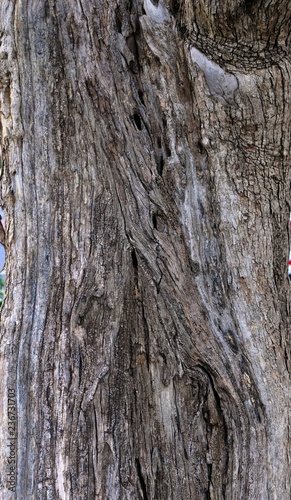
135, 457, 148, 500
0, 0, 289, 498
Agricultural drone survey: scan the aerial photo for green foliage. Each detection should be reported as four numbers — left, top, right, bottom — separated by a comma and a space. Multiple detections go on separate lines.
0, 274, 4, 307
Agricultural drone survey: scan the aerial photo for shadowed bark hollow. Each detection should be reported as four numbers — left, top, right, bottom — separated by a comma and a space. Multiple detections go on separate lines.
0, 0, 290, 498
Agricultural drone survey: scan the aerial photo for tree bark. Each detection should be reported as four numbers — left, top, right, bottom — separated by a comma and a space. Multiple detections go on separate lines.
0, 0, 290, 498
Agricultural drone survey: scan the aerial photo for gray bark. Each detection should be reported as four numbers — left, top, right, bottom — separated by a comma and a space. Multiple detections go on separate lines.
0, 0, 290, 498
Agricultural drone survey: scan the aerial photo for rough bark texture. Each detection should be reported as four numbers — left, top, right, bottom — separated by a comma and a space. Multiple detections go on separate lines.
0, 0, 290, 498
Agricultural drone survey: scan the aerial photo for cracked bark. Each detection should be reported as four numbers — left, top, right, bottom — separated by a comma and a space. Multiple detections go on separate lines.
0, 0, 290, 499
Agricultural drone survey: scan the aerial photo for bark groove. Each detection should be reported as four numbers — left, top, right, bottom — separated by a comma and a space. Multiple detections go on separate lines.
0, 1, 290, 499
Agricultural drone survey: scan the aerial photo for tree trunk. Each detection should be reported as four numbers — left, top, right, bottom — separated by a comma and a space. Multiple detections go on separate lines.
0, 1, 290, 498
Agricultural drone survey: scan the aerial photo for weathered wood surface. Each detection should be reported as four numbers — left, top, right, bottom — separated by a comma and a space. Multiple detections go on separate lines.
0, 0, 290, 498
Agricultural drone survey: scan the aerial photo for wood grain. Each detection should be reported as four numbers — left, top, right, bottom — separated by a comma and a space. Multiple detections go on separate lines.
0, 1, 290, 498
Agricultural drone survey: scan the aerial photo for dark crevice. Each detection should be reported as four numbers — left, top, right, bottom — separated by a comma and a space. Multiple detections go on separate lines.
115, 9, 122, 33
132, 112, 142, 130
159, 350, 167, 366
206, 463, 212, 499
197, 140, 206, 155
152, 213, 157, 229
165, 143, 171, 157
170, 0, 180, 15
244, 0, 259, 13
131, 248, 138, 273
129, 60, 138, 73
138, 90, 145, 106
157, 137, 162, 149
157, 156, 164, 176
131, 247, 138, 286
135, 458, 148, 500
126, 34, 140, 74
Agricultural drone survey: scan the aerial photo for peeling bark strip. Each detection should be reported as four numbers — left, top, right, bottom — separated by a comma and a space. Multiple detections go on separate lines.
0, 1, 290, 499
